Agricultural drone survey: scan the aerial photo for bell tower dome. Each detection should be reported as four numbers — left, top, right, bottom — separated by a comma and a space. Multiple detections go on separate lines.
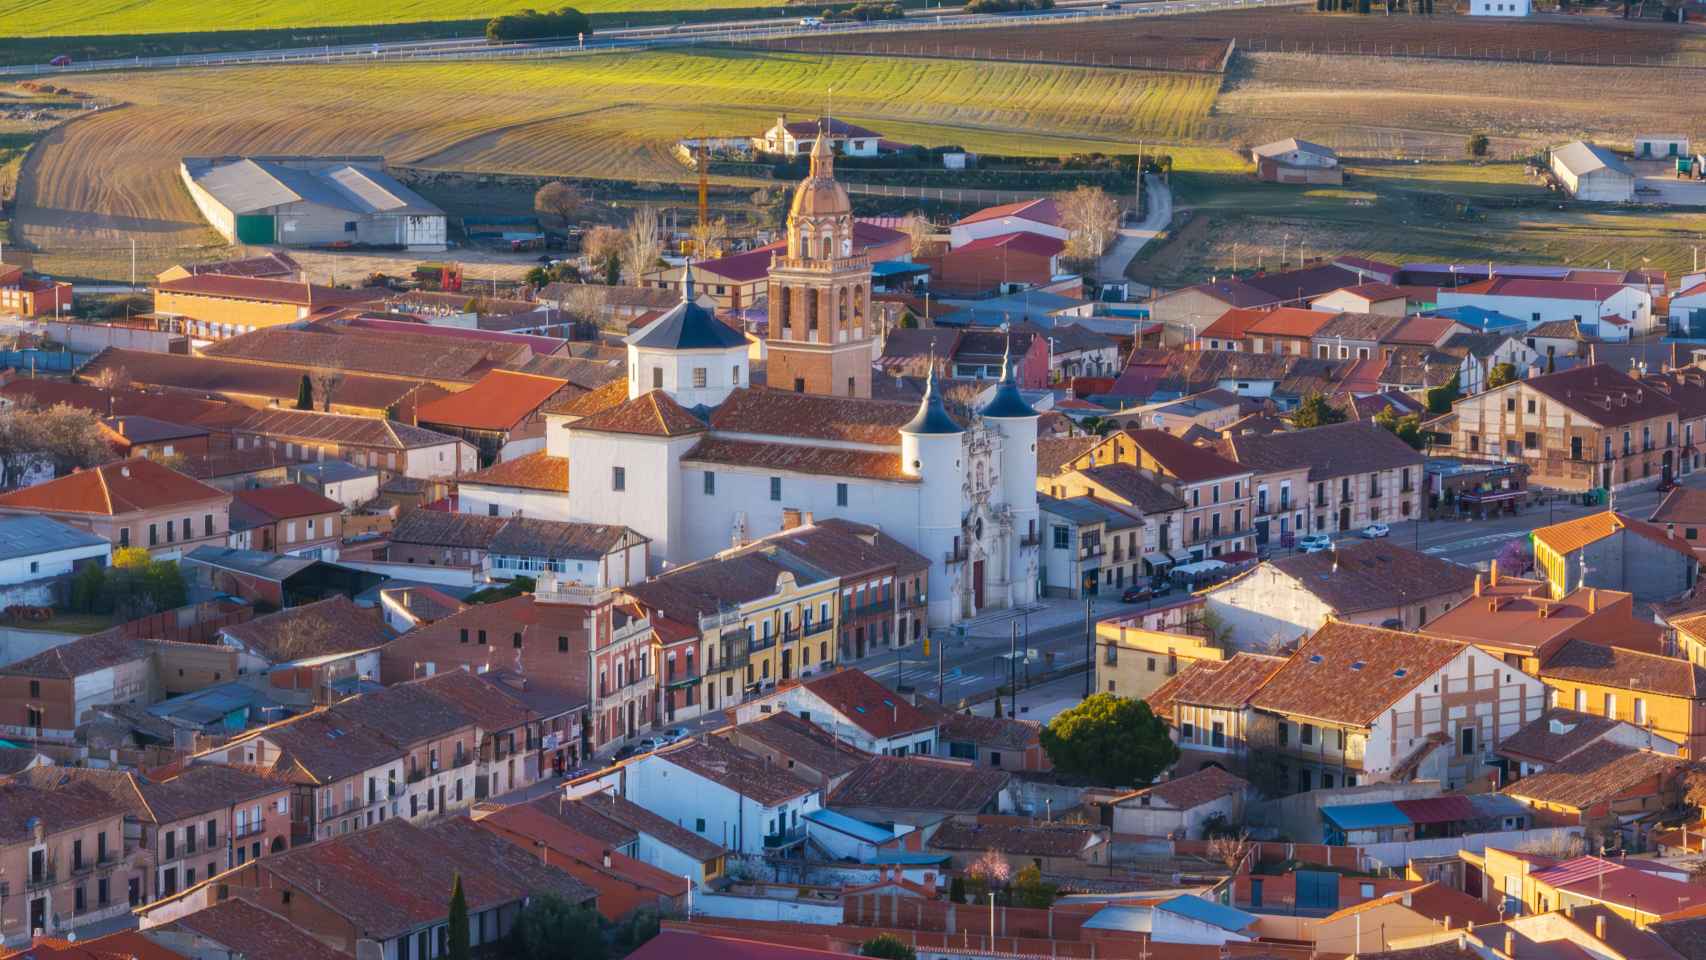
766, 128, 873, 399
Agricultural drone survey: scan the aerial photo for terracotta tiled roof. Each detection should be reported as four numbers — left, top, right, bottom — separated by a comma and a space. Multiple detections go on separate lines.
682, 436, 913, 482
754, 519, 929, 577
569, 790, 727, 861
928, 815, 1100, 857
1495, 708, 1622, 765
1249, 621, 1468, 726
955, 197, 1061, 228
1501, 741, 1683, 809
925, 708, 1040, 751
1146, 653, 1286, 720
238, 408, 457, 449
1200, 307, 1270, 342
725, 710, 872, 780
803, 668, 937, 739
1541, 638, 1706, 698
1522, 364, 1681, 427
547, 376, 630, 417
1125, 766, 1249, 810
709, 387, 934, 444
156, 274, 377, 307
1071, 464, 1187, 515
489, 516, 633, 560
232, 483, 341, 521
571, 389, 705, 437
1261, 540, 1478, 615
0, 628, 150, 678
410, 667, 535, 735
659, 737, 816, 807
954, 231, 1066, 257
81, 348, 442, 413
0, 457, 226, 516
1037, 435, 1100, 477
199, 327, 514, 384
388, 509, 507, 549
417, 370, 570, 432
1222, 420, 1423, 481
459, 452, 569, 492
165, 898, 352, 960
134, 762, 287, 825
1532, 510, 1699, 564
219, 595, 395, 664
829, 755, 1009, 813
1315, 310, 1403, 342
1246, 307, 1333, 339
178, 446, 305, 480
1383, 314, 1461, 346
1123, 428, 1248, 483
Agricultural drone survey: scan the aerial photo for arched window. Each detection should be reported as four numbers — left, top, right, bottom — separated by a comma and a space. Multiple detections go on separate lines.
822, 235, 833, 259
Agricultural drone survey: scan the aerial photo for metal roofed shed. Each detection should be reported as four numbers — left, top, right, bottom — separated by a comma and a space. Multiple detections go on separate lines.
1158, 895, 1259, 933
804, 808, 894, 845
180, 154, 447, 250
1549, 141, 1636, 203
1323, 801, 1410, 831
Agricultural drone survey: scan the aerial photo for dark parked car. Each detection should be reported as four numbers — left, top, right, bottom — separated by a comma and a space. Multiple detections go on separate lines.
612, 744, 637, 761
1120, 584, 1153, 603
49, 55, 72, 66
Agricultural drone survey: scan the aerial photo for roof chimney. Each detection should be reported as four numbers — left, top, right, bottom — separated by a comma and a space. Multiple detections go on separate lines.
1596, 915, 1606, 940
1490, 559, 1500, 587
1588, 589, 1597, 614
1474, 574, 1483, 598
1402, 892, 1413, 907
1505, 931, 1516, 956
602, 849, 612, 869
1565, 903, 1574, 918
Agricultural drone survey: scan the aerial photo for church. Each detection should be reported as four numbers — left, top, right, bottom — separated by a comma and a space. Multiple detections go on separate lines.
463, 136, 1041, 625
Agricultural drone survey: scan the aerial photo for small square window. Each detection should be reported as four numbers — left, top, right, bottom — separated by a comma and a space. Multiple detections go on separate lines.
692, 368, 707, 389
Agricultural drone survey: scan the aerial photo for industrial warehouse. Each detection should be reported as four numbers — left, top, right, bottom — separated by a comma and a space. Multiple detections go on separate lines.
180, 154, 447, 251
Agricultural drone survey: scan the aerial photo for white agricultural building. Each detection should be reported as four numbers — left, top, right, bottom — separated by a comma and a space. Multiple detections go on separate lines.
1469, 0, 1530, 16
180, 155, 447, 250
1635, 134, 1691, 160
1549, 141, 1635, 203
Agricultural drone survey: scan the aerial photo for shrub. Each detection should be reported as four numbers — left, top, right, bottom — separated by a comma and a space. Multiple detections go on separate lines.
1466, 133, 1491, 158
486, 7, 592, 43
964, 0, 1052, 12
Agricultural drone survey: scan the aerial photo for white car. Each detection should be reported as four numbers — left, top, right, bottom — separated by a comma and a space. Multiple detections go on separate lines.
661, 727, 689, 744
1298, 534, 1332, 553
799, 16, 822, 26
1361, 523, 1391, 539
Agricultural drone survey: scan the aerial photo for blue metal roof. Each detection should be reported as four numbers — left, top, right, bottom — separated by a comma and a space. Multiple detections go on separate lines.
1321, 801, 1411, 831
1083, 905, 1153, 933
805, 808, 893, 844
872, 851, 952, 866
1158, 895, 1257, 932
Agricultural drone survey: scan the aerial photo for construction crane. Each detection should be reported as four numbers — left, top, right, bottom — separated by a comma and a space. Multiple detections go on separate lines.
696, 140, 710, 235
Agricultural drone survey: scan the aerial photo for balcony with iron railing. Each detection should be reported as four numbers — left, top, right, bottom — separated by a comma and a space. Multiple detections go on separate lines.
764, 825, 808, 849
235, 819, 266, 840
26, 868, 57, 892
406, 767, 427, 785
804, 617, 834, 636
946, 543, 969, 564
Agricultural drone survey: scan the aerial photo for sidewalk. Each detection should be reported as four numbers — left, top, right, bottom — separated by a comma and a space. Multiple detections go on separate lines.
945, 595, 1100, 640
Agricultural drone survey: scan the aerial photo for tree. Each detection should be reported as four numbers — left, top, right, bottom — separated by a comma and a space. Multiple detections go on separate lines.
904, 211, 936, 258
296, 373, 314, 410
88, 364, 131, 391
1056, 185, 1119, 265
1040, 693, 1179, 788
486, 6, 592, 42
69, 562, 106, 613
1288, 392, 1347, 428
309, 368, 344, 413
447, 874, 471, 960
1078, 416, 1119, 437
535, 180, 585, 227
948, 876, 967, 903
1488, 362, 1517, 389
1012, 864, 1058, 908
33, 404, 109, 479
583, 225, 625, 284
508, 894, 605, 960
555, 283, 610, 331
524, 266, 550, 288
1466, 133, 1491, 158
1206, 830, 1254, 871
1372, 407, 1425, 450
860, 935, 918, 960
1425, 371, 1462, 414
690, 216, 730, 259
621, 206, 663, 284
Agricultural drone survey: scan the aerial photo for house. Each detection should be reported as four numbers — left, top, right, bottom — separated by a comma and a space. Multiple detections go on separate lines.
214, 594, 395, 689
1038, 494, 1147, 598
1110, 766, 1250, 838
925, 707, 1048, 771
1247, 621, 1547, 792
1095, 599, 1231, 700
1221, 420, 1425, 538
1251, 138, 1343, 185
1315, 283, 1409, 316
138, 817, 596, 957
0, 265, 73, 318
228, 484, 343, 559
383, 507, 650, 591
0, 769, 148, 947
0, 458, 231, 560
78, 348, 446, 420
1421, 570, 1663, 674
1129, 389, 1249, 436
1636, 135, 1690, 160
1200, 308, 1268, 352
1314, 884, 1501, 954
1538, 638, 1706, 757
0, 514, 109, 601
150, 274, 381, 340
233, 409, 474, 480
0, 631, 152, 741
415, 370, 573, 467
452, 452, 571, 521
1382, 313, 1470, 350
554, 789, 729, 890
918, 231, 1066, 297
948, 198, 1068, 248
730, 667, 938, 757
182, 545, 384, 609
145, 898, 350, 960
1147, 652, 1288, 775
1531, 511, 1698, 601
827, 754, 1011, 826
927, 816, 1109, 872
1044, 464, 1187, 577
1497, 707, 1681, 782
1204, 539, 1479, 648
625, 737, 821, 855
721, 709, 873, 792
1550, 141, 1636, 203
1450, 365, 1683, 492
179, 154, 446, 251
101, 415, 211, 461
1246, 307, 1335, 356
1081, 897, 1260, 945
1094, 428, 1255, 561
1667, 280, 1706, 337
472, 801, 689, 920
156, 251, 303, 283
757, 115, 883, 158
1045, 324, 1121, 380
197, 325, 530, 391
376, 584, 466, 633
1436, 277, 1652, 337
1470, 0, 1531, 14
1441, 332, 1537, 395
287, 459, 380, 509
377, 576, 650, 761
1311, 311, 1404, 362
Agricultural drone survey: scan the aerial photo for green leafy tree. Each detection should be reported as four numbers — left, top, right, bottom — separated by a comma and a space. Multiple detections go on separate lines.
1487, 362, 1517, 389
524, 266, 550, 289
1039, 693, 1178, 788
1372, 408, 1426, 450
447, 875, 471, 960
860, 935, 918, 960
1012, 865, 1058, 909
69, 562, 106, 614
509, 894, 605, 960
1288, 392, 1347, 429
949, 876, 967, 903
1466, 133, 1491, 158
612, 908, 660, 955
295, 373, 313, 410
1426, 371, 1462, 414
486, 6, 592, 42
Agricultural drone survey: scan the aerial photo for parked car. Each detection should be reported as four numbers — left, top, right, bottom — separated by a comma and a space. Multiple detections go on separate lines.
48, 55, 71, 66
661, 727, 689, 744
1361, 522, 1391, 539
1298, 534, 1332, 553
1120, 584, 1154, 603
1103, 2, 1123, 8
635, 737, 667, 753
612, 744, 637, 761
799, 16, 822, 26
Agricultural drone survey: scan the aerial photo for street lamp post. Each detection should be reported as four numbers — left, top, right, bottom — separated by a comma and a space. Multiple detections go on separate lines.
1082, 594, 1094, 698
989, 891, 997, 949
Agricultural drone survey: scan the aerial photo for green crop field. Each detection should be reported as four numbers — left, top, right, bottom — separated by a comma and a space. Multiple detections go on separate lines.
0, 0, 768, 37
12, 49, 1220, 271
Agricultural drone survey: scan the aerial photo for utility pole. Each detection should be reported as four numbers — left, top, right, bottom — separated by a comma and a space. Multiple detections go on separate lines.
1009, 621, 1018, 719
1083, 594, 1094, 698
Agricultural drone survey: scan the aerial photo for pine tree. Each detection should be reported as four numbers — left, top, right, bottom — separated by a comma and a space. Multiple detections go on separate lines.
447, 874, 470, 960
296, 373, 314, 410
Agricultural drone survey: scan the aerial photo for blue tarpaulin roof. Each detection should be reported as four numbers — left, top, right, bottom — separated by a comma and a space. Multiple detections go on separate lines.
1321, 801, 1411, 831
805, 808, 893, 845
1158, 895, 1257, 932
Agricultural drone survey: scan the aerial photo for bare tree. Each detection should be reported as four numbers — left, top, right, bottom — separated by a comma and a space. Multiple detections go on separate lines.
1056, 185, 1120, 263
967, 848, 1012, 887
621, 206, 664, 284
0, 402, 110, 486
689, 217, 730, 260
904, 211, 937, 258
1207, 832, 1255, 873
1517, 832, 1586, 860
309, 368, 345, 413
88, 365, 130, 392
534, 181, 585, 227
558, 283, 610, 330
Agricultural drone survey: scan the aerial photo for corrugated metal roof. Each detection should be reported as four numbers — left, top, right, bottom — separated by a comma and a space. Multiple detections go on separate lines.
1321, 801, 1410, 830
1393, 796, 1478, 825
804, 808, 893, 845
185, 156, 443, 217
1158, 895, 1258, 932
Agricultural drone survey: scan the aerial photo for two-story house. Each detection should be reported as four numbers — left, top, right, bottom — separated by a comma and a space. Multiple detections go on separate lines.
227, 484, 343, 560
1247, 621, 1547, 793
0, 770, 146, 948
1117, 428, 1256, 561
1538, 638, 1706, 758
0, 630, 153, 742
0, 458, 232, 560
127, 764, 293, 900
1147, 652, 1288, 776
731, 667, 939, 757
624, 736, 821, 856
408, 668, 543, 800
1038, 493, 1147, 597
1222, 420, 1424, 536
1447, 363, 1681, 492
1043, 463, 1188, 578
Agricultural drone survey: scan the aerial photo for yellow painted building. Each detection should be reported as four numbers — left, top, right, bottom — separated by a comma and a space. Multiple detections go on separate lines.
1537, 639, 1706, 758
1095, 599, 1228, 701
698, 568, 842, 711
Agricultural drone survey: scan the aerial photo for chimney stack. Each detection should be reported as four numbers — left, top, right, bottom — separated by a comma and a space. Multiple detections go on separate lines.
1596, 915, 1606, 940
1505, 932, 1516, 956
1491, 559, 1500, 587
1474, 574, 1483, 598
1588, 589, 1597, 614
602, 849, 612, 869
